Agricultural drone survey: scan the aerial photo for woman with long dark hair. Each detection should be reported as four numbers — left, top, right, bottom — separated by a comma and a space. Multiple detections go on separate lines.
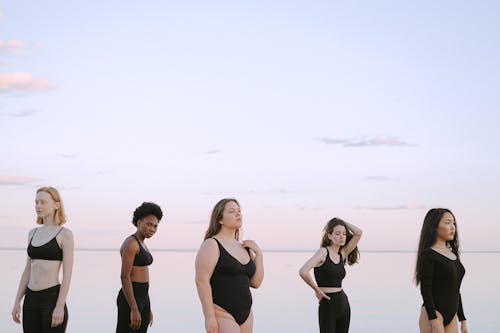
415, 208, 468, 333
299, 218, 362, 333
195, 198, 264, 333
12, 186, 74, 332
116, 202, 163, 333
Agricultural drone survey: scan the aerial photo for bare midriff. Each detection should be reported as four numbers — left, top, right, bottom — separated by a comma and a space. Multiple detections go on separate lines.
130, 266, 149, 283
320, 287, 343, 293
28, 260, 62, 291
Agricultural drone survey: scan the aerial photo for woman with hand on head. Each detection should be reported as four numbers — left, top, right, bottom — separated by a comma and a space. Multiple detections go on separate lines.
415, 208, 467, 333
116, 202, 163, 333
299, 218, 362, 333
195, 198, 264, 333
12, 186, 74, 333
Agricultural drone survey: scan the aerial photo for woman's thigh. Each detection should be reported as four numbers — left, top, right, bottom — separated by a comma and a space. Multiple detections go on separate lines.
419, 307, 444, 333
444, 315, 458, 333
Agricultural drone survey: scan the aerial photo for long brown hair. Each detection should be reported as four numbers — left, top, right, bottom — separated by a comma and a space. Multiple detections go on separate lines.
414, 208, 460, 285
36, 186, 67, 225
320, 217, 359, 265
204, 198, 240, 240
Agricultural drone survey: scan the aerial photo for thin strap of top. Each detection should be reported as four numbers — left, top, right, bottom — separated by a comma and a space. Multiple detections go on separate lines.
55, 227, 64, 237
30, 227, 64, 243
132, 234, 144, 248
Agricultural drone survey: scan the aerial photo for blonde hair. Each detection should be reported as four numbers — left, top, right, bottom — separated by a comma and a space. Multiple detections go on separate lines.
36, 186, 67, 225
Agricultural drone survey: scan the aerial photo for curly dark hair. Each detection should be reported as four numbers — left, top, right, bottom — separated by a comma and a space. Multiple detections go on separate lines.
132, 202, 163, 226
414, 208, 460, 285
320, 217, 360, 265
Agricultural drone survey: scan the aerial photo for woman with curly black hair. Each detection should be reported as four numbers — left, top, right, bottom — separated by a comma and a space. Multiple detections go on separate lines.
415, 208, 467, 333
299, 218, 362, 333
116, 202, 163, 333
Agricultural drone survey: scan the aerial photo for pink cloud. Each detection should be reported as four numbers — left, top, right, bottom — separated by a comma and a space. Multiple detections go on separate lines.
0, 40, 27, 55
0, 175, 39, 185
0, 72, 55, 93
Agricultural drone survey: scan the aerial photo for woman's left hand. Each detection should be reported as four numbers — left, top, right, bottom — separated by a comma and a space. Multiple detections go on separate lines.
51, 305, 65, 327
149, 310, 154, 327
460, 320, 468, 333
242, 240, 262, 255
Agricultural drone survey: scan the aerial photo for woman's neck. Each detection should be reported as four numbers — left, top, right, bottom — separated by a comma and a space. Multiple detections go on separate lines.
433, 239, 448, 249
42, 216, 57, 227
217, 227, 237, 240
328, 244, 341, 253
134, 230, 146, 242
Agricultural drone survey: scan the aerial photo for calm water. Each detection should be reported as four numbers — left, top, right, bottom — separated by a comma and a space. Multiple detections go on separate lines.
2, 250, 499, 332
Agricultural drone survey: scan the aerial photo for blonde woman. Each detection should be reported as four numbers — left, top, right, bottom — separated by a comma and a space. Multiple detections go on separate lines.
12, 187, 74, 332
195, 198, 264, 333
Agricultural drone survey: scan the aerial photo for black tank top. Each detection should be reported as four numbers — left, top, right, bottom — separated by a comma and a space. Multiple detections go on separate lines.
314, 247, 346, 288
27, 228, 64, 261
131, 235, 153, 266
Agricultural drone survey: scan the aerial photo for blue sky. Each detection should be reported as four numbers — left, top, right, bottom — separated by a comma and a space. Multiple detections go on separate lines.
1, 1, 499, 250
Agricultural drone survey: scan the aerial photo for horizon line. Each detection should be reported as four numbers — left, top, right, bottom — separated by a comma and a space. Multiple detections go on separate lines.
1, 247, 500, 254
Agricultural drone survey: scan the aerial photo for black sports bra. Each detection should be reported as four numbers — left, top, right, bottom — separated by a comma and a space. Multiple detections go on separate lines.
132, 235, 153, 266
314, 247, 346, 288
27, 228, 64, 261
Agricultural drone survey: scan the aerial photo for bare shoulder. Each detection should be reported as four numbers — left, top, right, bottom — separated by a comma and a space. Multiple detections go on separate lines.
121, 236, 139, 252
60, 227, 74, 239
28, 227, 38, 238
199, 238, 219, 253
312, 247, 328, 265
317, 247, 327, 258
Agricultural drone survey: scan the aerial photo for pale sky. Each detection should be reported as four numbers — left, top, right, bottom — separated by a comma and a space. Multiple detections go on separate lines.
1, 1, 499, 251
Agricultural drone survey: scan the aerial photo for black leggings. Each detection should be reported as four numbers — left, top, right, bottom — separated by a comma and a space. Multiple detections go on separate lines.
116, 282, 150, 333
23, 284, 68, 333
318, 290, 350, 333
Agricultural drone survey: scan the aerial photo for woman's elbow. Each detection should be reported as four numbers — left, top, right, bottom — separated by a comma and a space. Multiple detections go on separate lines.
251, 280, 263, 289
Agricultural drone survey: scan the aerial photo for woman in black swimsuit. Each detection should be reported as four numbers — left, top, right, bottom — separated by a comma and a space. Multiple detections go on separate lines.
299, 218, 362, 333
12, 186, 74, 333
415, 208, 468, 333
116, 202, 163, 333
195, 198, 264, 333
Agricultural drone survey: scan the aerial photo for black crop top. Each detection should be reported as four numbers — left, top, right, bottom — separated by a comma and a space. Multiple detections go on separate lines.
314, 247, 346, 288
132, 235, 153, 266
27, 228, 64, 261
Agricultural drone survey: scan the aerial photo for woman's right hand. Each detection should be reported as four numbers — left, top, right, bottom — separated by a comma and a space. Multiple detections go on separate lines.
205, 316, 218, 333
315, 289, 331, 303
130, 309, 142, 330
11, 303, 21, 323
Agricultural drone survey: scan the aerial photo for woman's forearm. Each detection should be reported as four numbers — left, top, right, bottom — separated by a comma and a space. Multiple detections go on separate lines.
250, 251, 264, 288
196, 279, 216, 320
14, 267, 30, 305
121, 275, 139, 311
